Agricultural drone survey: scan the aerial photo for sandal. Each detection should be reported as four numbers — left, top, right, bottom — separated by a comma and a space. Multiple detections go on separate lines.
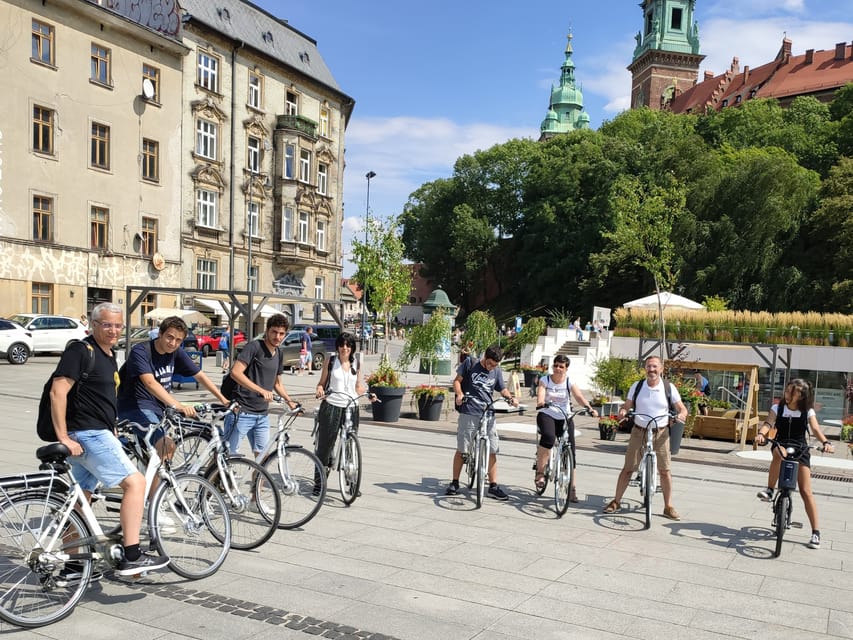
570, 489, 579, 503
534, 474, 546, 490
603, 499, 620, 514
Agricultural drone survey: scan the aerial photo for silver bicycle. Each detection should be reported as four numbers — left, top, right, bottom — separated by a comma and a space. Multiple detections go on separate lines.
626, 411, 672, 529
313, 391, 375, 505
0, 428, 231, 628
258, 398, 327, 528
534, 404, 589, 517
461, 394, 504, 509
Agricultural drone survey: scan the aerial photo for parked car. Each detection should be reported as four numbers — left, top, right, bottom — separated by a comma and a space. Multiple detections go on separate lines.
0, 318, 34, 364
9, 314, 89, 354
292, 324, 342, 369
197, 327, 246, 356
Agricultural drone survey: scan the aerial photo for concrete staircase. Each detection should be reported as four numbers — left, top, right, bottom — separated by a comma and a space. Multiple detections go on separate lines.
555, 340, 591, 356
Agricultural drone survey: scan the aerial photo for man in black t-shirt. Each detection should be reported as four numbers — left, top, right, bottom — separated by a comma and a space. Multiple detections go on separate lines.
51, 302, 169, 577
223, 314, 298, 456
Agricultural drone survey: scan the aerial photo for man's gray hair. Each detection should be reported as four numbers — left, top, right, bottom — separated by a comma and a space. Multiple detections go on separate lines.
91, 302, 123, 322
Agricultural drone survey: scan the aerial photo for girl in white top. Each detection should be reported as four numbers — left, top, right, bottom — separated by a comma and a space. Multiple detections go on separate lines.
314, 333, 365, 469
534, 355, 597, 500
754, 378, 833, 549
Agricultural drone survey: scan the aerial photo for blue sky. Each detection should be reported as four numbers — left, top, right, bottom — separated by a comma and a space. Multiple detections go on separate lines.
254, 0, 853, 274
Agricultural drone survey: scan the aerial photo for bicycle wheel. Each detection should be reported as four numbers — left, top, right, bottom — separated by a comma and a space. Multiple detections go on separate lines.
774, 494, 789, 558
205, 457, 280, 550
0, 494, 94, 628
643, 458, 653, 530
149, 474, 231, 579
465, 443, 476, 490
475, 438, 488, 509
554, 446, 574, 517
339, 434, 362, 505
172, 429, 211, 474
261, 446, 326, 529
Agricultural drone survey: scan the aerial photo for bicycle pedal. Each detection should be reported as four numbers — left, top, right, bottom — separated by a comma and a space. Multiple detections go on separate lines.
655, 487, 663, 494
628, 480, 639, 487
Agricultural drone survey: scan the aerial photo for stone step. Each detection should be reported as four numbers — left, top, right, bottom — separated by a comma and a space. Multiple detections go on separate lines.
555, 340, 591, 356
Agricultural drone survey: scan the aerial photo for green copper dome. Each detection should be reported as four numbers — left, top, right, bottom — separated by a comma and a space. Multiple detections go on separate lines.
540, 31, 590, 139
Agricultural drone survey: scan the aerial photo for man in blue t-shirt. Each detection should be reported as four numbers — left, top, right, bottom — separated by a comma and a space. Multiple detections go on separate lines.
445, 344, 518, 500
118, 316, 228, 459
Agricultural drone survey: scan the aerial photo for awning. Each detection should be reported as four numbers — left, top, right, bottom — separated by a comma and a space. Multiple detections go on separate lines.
194, 298, 231, 315
254, 303, 283, 318
144, 308, 211, 325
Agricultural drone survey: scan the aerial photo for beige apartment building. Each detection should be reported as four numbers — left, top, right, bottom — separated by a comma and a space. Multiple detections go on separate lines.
0, 0, 352, 329
0, 0, 187, 322
179, 0, 353, 330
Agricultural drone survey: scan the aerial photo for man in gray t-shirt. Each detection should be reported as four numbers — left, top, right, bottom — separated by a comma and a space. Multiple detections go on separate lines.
224, 314, 298, 455
445, 344, 518, 500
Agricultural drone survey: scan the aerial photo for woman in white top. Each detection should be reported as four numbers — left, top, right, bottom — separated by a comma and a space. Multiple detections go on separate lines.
314, 332, 365, 470
535, 355, 597, 501
754, 378, 833, 549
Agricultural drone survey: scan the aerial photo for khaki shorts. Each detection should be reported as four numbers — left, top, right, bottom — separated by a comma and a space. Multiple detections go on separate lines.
456, 413, 499, 455
624, 426, 671, 472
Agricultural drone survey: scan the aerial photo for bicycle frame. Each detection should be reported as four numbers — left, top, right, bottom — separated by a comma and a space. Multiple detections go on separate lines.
535, 404, 589, 516
461, 394, 505, 509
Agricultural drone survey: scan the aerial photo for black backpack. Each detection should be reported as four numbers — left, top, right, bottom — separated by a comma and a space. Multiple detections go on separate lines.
36, 340, 96, 442
221, 346, 282, 401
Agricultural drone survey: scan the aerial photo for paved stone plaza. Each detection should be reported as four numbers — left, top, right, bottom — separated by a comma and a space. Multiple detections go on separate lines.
1, 354, 851, 639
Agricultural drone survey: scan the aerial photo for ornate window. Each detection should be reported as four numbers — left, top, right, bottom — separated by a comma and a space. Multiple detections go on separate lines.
196, 118, 217, 159
247, 136, 260, 173
196, 188, 218, 228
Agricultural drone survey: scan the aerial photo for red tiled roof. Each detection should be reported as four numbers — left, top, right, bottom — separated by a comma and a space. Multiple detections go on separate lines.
668, 39, 853, 114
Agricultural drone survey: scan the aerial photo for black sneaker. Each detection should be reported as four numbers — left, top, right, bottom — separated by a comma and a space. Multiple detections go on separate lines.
757, 487, 774, 502
117, 551, 170, 577
488, 484, 509, 501
445, 480, 460, 496
808, 531, 821, 549
55, 564, 102, 588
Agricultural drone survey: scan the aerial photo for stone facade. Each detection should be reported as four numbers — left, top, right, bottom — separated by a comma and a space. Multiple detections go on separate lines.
0, 0, 186, 321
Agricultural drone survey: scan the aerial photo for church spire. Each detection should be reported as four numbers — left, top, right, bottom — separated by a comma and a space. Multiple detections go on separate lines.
539, 30, 590, 141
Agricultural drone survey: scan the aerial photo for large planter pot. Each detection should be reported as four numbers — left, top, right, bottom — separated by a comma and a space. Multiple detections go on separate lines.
522, 370, 540, 387
598, 424, 617, 441
368, 386, 405, 423
416, 394, 445, 421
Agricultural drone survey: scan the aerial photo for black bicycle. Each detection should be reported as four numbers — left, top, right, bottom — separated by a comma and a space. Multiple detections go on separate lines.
763, 438, 827, 558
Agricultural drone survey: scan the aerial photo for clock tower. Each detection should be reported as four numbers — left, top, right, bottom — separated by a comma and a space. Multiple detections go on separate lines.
628, 0, 705, 109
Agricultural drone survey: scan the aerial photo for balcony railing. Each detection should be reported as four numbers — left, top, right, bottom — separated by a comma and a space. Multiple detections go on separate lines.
276, 114, 317, 138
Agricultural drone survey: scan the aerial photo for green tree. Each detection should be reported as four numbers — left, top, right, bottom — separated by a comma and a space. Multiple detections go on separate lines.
351, 217, 410, 356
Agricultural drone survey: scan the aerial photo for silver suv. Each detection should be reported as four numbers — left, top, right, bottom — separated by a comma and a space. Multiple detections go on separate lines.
10, 314, 89, 354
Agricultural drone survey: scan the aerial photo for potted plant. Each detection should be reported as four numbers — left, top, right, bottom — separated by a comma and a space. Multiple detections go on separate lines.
519, 363, 547, 388
591, 356, 643, 409
410, 384, 450, 421
598, 415, 619, 441
841, 415, 853, 442
366, 356, 405, 423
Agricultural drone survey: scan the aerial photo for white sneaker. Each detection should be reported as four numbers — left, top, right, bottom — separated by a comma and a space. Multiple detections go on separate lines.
808, 532, 821, 549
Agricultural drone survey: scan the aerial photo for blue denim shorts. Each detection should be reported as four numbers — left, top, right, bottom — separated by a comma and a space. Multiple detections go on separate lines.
68, 429, 140, 492
223, 411, 270, 456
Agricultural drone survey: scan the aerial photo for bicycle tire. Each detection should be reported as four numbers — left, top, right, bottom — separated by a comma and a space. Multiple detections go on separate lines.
149, 474, 231, 579
774, 494, 789, 558
205, 457, 281, 550
554, 446, 573, 517
261, 446, 326, 529
475, 437, 488, 509
465, 443, 476, 490
339, 433, 362, 505
172, 429, 212, 474
0, 494, 94, 628
643, 457, 653, 530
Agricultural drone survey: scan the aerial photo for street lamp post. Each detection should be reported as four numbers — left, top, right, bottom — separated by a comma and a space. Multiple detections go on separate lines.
362, 170, 376, 353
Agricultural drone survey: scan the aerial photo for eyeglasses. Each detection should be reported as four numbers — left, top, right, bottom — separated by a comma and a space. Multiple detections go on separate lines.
93, 320, 125, 330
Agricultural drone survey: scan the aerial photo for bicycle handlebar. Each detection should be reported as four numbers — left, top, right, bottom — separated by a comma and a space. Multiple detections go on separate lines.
271, 395, 305, 415
459, 392, 517, 415
765, 437, 831, 457
536, 402, 590, 421
625, 411, 676, 430
323, 390, 379, 406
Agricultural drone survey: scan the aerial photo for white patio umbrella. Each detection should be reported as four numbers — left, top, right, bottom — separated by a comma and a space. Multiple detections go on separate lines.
143, 307, 210, 326
623, 292, 704, 311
